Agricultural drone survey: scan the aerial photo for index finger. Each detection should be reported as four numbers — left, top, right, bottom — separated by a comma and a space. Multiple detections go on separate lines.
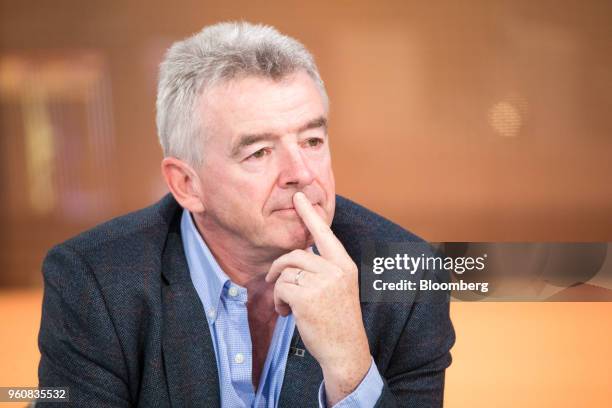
293, 192, 349, 264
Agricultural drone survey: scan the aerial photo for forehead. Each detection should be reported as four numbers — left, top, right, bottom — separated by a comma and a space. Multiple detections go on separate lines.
199, 71, 326, 138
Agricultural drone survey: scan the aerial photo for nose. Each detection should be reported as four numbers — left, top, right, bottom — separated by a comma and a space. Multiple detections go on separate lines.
277, 146, 315, 189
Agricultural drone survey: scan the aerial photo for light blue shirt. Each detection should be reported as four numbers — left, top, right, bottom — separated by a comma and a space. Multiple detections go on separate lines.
180, 209, 383, 407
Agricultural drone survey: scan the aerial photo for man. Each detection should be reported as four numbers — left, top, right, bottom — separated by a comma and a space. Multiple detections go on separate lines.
38, 22, 454, 407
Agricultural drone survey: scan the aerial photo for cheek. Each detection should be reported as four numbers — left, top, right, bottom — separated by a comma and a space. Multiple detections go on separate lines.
227, 176, 275, 216
325, 166, 335, 191
308, 160, 335, 224
200, 165, 247, 208
203, 160, 279, 215
314, 158, 335, 195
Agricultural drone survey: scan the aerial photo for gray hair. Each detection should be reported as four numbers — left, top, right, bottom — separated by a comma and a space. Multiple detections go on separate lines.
156, 21, 328, 167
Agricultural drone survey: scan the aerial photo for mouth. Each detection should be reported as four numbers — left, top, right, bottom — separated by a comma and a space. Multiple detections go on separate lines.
272, 203, 322, 217
274, 207, 298, 214
270, 208, 299, 221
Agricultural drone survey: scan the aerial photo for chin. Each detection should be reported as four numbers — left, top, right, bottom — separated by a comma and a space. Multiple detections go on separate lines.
270, 228, 313, 252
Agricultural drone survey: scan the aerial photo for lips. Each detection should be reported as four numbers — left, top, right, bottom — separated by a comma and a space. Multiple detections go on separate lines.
269, 190, 324, 215
271, 203, 323, 220
271, 207, 299, 219
275, 202, 319, 212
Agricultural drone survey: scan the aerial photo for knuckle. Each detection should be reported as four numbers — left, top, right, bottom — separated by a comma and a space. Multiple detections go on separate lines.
342, 260, 358, 274
331, 265, 344, 278
270, 257, 282, 270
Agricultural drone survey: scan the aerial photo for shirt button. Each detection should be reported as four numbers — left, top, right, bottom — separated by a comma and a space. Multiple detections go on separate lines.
234, 353, 244, 364
207, 308, 216, 319
228, 286, 239, 297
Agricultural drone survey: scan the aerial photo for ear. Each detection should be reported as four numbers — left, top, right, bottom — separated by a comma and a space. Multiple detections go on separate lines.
161, 157, 205, 213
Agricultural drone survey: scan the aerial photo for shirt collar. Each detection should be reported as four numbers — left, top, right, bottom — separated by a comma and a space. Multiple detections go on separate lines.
180, 208, 238, 324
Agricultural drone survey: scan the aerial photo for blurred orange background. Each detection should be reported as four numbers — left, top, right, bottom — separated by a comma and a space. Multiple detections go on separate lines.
0, 0, 610, 406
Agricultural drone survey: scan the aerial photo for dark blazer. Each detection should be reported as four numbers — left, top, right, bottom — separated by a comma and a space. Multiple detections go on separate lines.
38, 194, 455, 407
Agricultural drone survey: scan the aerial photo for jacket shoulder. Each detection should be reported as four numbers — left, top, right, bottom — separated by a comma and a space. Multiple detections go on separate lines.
52, 194, 180, 259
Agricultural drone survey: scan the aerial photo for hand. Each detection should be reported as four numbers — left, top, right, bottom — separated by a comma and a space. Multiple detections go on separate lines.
265, 192, 371, 406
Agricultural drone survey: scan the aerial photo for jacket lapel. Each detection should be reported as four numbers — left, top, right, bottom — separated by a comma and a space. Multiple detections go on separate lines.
160, 209, 221, 407
278, 329, 324, 407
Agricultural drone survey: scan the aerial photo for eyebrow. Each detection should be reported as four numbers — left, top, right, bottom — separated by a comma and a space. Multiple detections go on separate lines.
230, 115, 327, 158
298, 116, 327, 134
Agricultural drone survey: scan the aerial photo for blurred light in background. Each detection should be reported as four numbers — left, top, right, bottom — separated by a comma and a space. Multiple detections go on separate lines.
488, 95, 528, 138
0, 52, 115, 218
0, 51, 116, 285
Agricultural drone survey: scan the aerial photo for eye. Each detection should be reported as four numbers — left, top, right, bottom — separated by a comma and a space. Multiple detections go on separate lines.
305, 138, 324, 148
247, 148, 270, 160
